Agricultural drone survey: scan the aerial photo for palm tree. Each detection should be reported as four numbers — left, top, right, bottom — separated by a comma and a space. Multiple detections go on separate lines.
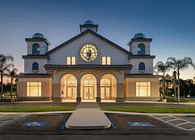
164, 74, 172, 96
154, 61, 169, 99
167, 57, 195, 102
7, 67, 17, 101
0, 54, 13, 99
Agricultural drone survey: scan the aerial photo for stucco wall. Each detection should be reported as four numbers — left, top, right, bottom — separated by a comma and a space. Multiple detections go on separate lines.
24, 59, 47, 73
17, 77, 52, 99
48, 32, 129, 65
130, 58, 153, 74
125, 77, 160, 100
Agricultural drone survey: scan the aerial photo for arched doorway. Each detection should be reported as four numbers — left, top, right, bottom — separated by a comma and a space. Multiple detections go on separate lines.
61, 74, 77, 100
81, 74, 97, 100
100, 74, 116, 100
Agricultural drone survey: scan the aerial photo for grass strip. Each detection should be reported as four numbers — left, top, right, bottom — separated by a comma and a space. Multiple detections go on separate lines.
101, 106, 195, 113
0, 106, 75, 112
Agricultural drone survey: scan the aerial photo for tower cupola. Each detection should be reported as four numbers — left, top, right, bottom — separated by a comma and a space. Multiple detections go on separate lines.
25, 33, 50, 55
80, 20, 98, 32
128, 33, 152, 55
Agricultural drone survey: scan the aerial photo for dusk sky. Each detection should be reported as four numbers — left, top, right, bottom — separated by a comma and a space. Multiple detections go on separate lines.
0, 0, 195, 79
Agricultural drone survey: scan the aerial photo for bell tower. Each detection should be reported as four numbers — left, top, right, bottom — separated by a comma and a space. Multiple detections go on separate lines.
23, 33, 50, 74
128, 33, 152, 55
128, 33, 155, 74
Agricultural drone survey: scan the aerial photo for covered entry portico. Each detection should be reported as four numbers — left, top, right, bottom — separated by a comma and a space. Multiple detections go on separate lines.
45, 64, 131, 103
61, 73, 116, 102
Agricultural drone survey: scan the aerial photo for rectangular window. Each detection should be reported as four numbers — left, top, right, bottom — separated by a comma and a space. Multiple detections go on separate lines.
67, 56, 76, 65
67, 57, 71, 65
27, 82, 41, 96
136, 82, 151, 97
107, 57, 111, 65
72, 57, 76, 65
102, 56, 106, 65
102, 56, 111, 65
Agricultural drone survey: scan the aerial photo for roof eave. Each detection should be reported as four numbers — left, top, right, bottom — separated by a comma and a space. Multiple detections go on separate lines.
44, 64, 132, 70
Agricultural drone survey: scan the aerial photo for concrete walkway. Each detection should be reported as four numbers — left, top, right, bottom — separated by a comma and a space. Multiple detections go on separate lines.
66, 103, 111, 129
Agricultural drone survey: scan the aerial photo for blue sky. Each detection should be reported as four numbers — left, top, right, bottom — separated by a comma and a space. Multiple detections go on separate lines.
0, 0, 195, 79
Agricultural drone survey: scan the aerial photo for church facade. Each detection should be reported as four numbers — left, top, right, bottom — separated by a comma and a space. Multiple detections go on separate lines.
17, 21, 160, 103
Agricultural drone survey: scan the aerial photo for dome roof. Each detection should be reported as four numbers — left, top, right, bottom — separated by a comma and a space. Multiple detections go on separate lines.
32, 33, 45, 39
134, 33, 146, 38
84, 20, 94, 25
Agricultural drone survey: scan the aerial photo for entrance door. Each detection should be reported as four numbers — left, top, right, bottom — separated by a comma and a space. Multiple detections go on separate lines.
81, 74, 96, 100
101, 86, 111, 99
66, 86, 76, 99
83, 86, 94, 100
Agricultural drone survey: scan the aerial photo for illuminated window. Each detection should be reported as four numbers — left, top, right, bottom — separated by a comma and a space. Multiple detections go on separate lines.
67, 56, 76, 65
102, 57, 106, 65
72, 57, 76, 64
27, 82, 41, 96
67, 57, 71, 65
83, 76, 94, 86
65, 75, 77, 99
107, 57, 111, 65
138, 44, 145, 55
100, 79, 111, 99
102, 56, 111, 65
136, 82, 150, 97
32, 43, 40, 54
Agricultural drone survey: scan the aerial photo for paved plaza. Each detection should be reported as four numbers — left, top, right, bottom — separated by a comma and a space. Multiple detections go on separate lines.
0, 114, 26, 128
152, 115, 195, 131
0, 102, 195, 140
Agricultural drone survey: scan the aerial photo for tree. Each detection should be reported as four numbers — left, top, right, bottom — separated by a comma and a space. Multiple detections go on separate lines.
0, 54, 13, 99
167, 57, 195, 102
7, 67, 17, 101
154, 61, 169, 99
180, 79, 193, 97
164, 74, 172, 96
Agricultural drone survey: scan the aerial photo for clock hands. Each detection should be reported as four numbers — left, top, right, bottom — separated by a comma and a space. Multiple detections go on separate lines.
86, 49, 92, 60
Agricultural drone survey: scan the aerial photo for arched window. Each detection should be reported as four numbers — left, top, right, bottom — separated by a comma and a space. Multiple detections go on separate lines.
139, 62, 145, 71
32, 43, 40, 54
32, 62, 39, 70
100, 74, 117, 100
138, 44, 145, 55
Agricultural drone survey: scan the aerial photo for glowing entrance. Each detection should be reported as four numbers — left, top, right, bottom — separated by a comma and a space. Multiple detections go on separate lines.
81, 74, 96, 100
61, 74, 77, 100
100, 74, 116, 100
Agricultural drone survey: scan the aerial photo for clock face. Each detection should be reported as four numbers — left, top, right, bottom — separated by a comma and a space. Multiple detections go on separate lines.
80, 44, 98, 62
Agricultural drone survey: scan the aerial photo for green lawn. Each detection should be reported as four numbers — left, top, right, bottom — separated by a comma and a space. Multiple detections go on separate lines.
0, 106, 76, 112
0, 103, 195, 113
101, 106, 195, 113
167, 98, 195, 103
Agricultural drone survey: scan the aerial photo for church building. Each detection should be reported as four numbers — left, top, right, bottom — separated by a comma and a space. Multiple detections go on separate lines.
17, 21, 160, 102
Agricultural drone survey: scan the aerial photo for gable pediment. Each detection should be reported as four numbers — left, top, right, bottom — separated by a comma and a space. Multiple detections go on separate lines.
46, 29, 131, 65
47, 29, 130, 56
